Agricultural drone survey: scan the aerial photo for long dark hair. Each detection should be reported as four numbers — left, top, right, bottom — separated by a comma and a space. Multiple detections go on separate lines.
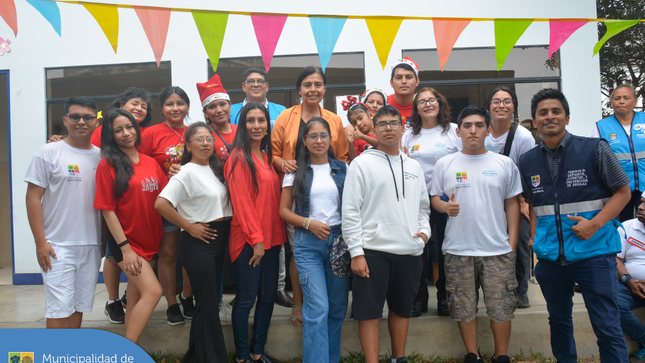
292, 118, 336, 203
110, 87, 152, 127
101, 108, 141, 199
487, 86, 519, 121
228, 102, 274, 195
410, 87, 452, 135
181, 122, 225, 184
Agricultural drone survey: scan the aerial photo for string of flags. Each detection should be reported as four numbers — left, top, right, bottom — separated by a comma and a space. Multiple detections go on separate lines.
0, 0, 643, 72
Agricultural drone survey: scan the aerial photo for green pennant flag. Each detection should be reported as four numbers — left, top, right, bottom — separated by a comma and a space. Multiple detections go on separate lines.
495, 19, 534, 71
192, 10, 229, 72
593, 19, 640, 56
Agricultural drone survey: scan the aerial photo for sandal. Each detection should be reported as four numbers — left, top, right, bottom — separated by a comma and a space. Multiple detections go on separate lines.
290, 304, 303, 327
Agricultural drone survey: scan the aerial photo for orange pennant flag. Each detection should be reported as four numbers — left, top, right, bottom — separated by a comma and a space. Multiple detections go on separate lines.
433, 18, 471, 71
134, 6, 171, 67
0, 0, 18, 36
365, 17, 403, 69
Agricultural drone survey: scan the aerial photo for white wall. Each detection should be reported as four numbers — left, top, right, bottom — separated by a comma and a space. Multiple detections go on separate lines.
2, 0, 600, 276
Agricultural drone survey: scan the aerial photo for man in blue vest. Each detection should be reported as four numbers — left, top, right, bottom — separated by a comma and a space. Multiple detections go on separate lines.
592, 84, 645, 221
519, 88, 631, 363
230, 67, 286, 129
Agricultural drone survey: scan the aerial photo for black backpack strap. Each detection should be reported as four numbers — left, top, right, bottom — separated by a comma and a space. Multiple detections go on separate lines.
502, 122, 518, 157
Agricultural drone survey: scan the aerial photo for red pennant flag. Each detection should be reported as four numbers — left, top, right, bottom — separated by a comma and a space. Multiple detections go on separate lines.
0, 0, 18, 36
134, 6, 171, 67
433, 18, 471, 71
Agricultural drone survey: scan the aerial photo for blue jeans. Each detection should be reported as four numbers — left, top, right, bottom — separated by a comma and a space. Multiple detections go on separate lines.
535, 255, 628, 363
231, 243, 280, 360
617, 280, 645, 345
294, 225, 350, 363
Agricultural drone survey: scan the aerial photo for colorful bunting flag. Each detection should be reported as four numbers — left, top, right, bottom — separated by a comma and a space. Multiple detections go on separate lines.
134, 6, 171, 67
26, 0, 61, 36
309, 16, 347, 72
365, 17, 403, 69
0, 0, 17, 36
432, 18, 471, 71
192, 10, 229, 72
251, 13, 288, 73
593, 19, 640, 56
549, 20, 588, 59
82, 3, 119, 53
494, 19, 533, 70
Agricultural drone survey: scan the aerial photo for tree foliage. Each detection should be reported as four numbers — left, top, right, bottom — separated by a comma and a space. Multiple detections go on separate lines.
597, 0, 645, 113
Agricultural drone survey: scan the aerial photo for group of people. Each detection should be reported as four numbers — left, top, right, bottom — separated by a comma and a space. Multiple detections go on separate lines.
24, 53, 645, 363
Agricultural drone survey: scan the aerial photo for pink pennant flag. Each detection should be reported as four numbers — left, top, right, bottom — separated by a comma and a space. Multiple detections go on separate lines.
251, 13, 288, 73
433, 18, 471, 71
134, 6, 171, 67
0, 0, 18, 36
549, 19, 588, 59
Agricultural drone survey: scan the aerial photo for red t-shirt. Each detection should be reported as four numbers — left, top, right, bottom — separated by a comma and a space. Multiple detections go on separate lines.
139, 122, 187, 176
213, 124, 238, 162
224, 149, 286, 262
354, 134, 375, 156
387, 95, 413, 126
94, 154, 168, 260
91, 124, 148, 149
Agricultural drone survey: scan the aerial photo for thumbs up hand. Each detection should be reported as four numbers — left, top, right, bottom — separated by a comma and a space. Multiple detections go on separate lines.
447, 192, 460, 217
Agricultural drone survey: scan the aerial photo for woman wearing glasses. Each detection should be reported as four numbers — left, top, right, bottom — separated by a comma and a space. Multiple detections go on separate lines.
401, 87, 460, 317
279, 117, 349, 363
156, 122, 232, 362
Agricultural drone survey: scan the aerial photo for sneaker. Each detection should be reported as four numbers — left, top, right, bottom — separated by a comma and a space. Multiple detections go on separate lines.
631, 345, 645, 363
166, 304, 185, 325
464, 353, 484, 363
121, 292, 127, 309
104, 300, 125, 324
491, 355, 511, 363
517, 292, 531, 308
219, 301, 233, 322
253, 354, 278, 363
389, 357, 407, 363
178, 293, 195, 319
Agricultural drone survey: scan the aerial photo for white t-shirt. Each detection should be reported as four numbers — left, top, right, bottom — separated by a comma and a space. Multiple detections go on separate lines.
431, 151, 523, 256
282, 163, 342, 226
590, 123, 632, 137
618, 219, 645, 280
24, 141, 102, 246
485, 124, 535, 165
401, 123, 461, 194
158, 163, 232, 224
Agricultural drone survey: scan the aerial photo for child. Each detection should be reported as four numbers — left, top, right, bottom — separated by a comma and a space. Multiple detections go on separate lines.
346, 103, 378, 160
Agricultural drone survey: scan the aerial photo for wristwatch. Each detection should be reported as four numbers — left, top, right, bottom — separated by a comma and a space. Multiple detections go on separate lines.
621, 273, 633, 284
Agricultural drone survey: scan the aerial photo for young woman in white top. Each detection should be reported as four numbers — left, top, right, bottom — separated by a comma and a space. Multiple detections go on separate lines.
401, 87, 460, 317
155, 122, 233, 362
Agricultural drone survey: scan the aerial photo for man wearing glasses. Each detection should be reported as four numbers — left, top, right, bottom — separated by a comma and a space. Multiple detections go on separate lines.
230, 67, 286, 128
343, 105, 430, 363
25, 96, 103, 329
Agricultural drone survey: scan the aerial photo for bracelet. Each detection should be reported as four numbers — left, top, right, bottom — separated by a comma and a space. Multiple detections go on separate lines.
302, 217, 309, 229
118, 239, 130, 248
305, 218, 312, 230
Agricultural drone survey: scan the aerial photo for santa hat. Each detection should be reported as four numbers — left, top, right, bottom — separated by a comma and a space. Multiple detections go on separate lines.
196, 74, 230, 108
360, 88, 389, 105
390, 56, 419, 77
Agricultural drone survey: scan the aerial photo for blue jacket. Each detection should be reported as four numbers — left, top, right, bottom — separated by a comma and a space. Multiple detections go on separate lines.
519, 135, 621, 262
596, 112, 645, 192
230, 100, 287, 129
293, 158, 346, 224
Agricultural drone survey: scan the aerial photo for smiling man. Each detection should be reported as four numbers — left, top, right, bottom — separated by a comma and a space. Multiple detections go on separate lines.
431, 105, 521, 363
388, 57, 420, 126
230, 67, 286, 129
519, 88, 631, 363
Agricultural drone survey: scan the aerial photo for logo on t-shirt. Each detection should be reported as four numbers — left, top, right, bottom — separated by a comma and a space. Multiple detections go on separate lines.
164, 144, 184, 170
565, 169, 588, 188
456, 172, 467, 182
482, 170, 498, 177
67, 165, 79, 175
531, 175, 540, 187
141, 177, 159, 192
609, 133, 617, 141
410, 145, 420, 153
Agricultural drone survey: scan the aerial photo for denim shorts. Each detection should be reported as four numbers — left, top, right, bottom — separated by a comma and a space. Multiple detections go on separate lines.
162, 216, 180, 233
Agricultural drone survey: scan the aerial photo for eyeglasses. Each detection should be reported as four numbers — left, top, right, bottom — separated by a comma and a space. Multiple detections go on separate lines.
305, 133, 330, 141
416, 98, 438, 106
375, 121, 401, 130
66, 114, 96, 122
491, 99, 513, 107
191, 137, 214, 144
244, 79, 267, 86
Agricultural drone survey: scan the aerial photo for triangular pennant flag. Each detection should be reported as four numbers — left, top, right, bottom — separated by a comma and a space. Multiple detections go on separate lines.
309, 16, 347, 72
26, 0, 61, 36
365, 17, 403, 69
494, 19, 533, 70
0, 0, 18, 36
192, 10, 229, 72
251, 13, 288, 73
548, 20, 587, 59
134, 6, 171, 67
593, 19, 640, 56
432, 18, 471, 71
83, 3, 119, 53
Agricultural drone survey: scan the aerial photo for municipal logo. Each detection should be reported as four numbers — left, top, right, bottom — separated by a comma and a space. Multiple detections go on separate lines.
9, 353, 34, 363
532, 175, 540, 187
410, 145, 420, 153
67, 165, 80, 176
609, 133, 617, 140
456, 172, 467, 182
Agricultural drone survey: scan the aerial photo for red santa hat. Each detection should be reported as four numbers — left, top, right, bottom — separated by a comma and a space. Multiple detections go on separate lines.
390, 56, 419, 77
196, 74, 230, 108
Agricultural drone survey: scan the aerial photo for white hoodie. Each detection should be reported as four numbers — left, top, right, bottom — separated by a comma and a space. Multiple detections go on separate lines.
342, 148, 431, 257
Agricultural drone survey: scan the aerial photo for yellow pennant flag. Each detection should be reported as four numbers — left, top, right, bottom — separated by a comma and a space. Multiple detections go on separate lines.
82, 2, 119, 53
365, 17, 403, 69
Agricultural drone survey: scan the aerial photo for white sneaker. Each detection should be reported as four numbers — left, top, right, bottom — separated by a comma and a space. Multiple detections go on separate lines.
219, 302, 232, 322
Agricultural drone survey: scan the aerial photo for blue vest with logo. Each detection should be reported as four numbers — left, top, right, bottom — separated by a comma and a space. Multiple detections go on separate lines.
596, 112, 645, 192
519, 135, 621, 262
293, 158, 346, 224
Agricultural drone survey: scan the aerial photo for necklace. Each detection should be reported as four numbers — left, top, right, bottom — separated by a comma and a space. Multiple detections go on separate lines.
165, 121, 186, 142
